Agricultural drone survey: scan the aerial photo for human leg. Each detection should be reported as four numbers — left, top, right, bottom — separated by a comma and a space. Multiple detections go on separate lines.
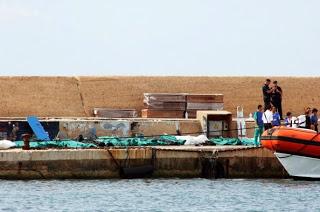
253, 128, 260, 146
278, 102, 283, 120
257, 126, 264, 145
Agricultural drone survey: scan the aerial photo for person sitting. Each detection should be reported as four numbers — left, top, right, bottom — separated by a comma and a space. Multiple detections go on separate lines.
310, 108, 318, 132
284, 112, 293, 127
253, 104, 264, 146
262, 104, 273, 130
297, 107, 311, 129
271, 106, 281, 127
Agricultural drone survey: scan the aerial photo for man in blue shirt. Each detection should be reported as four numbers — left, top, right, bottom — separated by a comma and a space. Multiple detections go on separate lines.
284, 112, 293, 127
253, 105, 264, 146
310, 108, 318, 132
271, 106, 281, 126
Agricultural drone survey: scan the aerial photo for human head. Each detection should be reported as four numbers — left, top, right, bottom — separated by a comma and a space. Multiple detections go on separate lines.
286, 112, 292, 118
257, 104, 263, 111
265, 79, 271, 85
266, 104, 272, 111
272, 106, 277, 113
312, 108, 318, 114
305, 107, 311, 115
273, 80, 278, 85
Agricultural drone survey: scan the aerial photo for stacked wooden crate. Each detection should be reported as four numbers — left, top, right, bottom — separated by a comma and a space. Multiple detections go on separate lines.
141, 93, 187, 118
186, 94, 224, 118
93, 108, 138, 118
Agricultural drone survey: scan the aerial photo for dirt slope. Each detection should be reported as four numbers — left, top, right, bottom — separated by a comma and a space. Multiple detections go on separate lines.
0, 76, 319, 117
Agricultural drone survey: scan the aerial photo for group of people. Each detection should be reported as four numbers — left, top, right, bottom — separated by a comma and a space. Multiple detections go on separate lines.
252, 78, 319, 146
284, 108, 318, 131
253, 104, 280, 146
262, 79, 283, 119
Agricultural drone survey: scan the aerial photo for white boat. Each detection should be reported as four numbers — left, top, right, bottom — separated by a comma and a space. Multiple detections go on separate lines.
275, 152, 320, 179
261, 126, 320, 179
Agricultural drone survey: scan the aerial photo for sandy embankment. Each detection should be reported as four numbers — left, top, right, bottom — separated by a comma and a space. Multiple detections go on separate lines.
0, 76, 319, 117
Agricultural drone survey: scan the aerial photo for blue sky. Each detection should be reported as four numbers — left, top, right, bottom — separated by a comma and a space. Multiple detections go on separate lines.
0, 0, 319, 76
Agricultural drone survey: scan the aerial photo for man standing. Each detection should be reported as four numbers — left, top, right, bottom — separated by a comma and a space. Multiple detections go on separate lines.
310, 108, 318, 132
262, 79, 272, 111
271, 81, 283, 120
253, 105, 264, 146
262, 104, 273, 130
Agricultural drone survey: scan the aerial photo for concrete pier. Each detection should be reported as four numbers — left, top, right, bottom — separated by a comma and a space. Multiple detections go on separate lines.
0, 147, 287, 179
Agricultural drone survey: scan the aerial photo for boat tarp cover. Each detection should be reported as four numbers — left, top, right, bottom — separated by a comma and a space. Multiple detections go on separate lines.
209, 137, 255, 146
95, 135, 186, 146
13, 136, 254, 148
14, 140, 97, 149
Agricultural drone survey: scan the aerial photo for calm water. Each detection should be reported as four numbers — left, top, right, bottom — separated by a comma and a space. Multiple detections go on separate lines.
0, 179, 319, 212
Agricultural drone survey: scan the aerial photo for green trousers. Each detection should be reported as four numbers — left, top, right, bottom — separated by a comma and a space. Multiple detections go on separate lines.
253, 126, 264, 146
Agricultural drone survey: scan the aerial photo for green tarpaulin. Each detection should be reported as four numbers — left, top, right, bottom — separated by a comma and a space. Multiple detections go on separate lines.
95, 135, 186, 146
13, 136, 254, 149
209, 137, 255, 146
14, 140, 97, 149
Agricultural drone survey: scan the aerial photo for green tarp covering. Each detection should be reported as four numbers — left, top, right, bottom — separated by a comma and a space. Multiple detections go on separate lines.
95, 135, 186, 146
14, 140, 97, 149
209, 137, 255, 146
13, 136, 254, 149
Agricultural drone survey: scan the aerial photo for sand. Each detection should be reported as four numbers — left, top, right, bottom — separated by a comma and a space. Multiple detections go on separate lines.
0, 76, 319, 117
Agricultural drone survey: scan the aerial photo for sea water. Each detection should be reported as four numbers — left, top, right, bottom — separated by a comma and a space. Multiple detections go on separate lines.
0, 179, 319, 212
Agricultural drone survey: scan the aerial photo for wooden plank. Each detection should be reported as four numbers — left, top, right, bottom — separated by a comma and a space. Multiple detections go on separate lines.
93, 108, 138, 118
143, 102, 186, 110
186, 94, 224, 103
144, 93, 187, 103
141, 109, 185, 118
186, 110, 197, 119
186, 103, 224, 110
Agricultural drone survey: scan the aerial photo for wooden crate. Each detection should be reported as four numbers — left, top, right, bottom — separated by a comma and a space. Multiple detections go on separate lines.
93, 108, 138, 118
186, 103, 224, 110
141, 109, 185, 118
143, 102, 186, 110
144, 93, 187, 103
186, 94, 224, 103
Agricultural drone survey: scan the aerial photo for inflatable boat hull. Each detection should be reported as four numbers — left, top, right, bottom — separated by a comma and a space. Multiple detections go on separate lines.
261, 126, 320, 179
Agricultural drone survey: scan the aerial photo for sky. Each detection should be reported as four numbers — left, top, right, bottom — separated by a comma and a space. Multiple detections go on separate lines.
0, 0, 319, 76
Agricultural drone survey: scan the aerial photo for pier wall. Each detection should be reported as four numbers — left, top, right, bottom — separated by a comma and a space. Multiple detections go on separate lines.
0, 147, 287, 179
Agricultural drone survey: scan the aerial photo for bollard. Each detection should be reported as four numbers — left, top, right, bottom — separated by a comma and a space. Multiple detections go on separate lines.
22, 134, 31, 150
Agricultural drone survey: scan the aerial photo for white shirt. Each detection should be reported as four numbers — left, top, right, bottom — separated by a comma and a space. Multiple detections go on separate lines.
291, 116, 298, 128
262, 110, 273, 124
297, 115, 306, 127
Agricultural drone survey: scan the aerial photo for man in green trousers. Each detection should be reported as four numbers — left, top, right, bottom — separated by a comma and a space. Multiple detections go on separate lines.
253, 105, 264, 146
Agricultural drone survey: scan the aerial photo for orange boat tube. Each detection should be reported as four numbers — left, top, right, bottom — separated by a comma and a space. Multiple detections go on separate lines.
261, 126, 320, 158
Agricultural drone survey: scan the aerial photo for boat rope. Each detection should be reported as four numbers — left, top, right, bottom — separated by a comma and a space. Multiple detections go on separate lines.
106, 148, 122, 171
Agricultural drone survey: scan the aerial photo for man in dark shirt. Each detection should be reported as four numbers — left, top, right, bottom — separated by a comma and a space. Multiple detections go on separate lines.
262, 79, 272, 111
271, 81, 283, 120
310, 108, 318, 132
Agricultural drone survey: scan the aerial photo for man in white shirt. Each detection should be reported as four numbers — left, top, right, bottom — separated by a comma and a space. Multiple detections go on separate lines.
262, 105, 273, 130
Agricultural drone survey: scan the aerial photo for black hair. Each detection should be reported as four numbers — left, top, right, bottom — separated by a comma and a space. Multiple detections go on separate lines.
257, 105, 262, 109
266, 79, 271, 82
273, 80, 278, 84
312, 108, 318, 113
266, 104, 272, 110
286, 112, 292, 116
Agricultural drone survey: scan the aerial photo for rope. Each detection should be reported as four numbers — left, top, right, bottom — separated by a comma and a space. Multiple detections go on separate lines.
106, 148, 122, 170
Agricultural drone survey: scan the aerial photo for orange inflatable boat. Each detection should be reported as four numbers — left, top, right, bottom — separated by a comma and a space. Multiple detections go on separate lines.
261, 126, 320, 158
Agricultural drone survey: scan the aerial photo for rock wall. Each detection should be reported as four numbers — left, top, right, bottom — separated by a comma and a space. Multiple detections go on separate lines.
0, 76, 319, 117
